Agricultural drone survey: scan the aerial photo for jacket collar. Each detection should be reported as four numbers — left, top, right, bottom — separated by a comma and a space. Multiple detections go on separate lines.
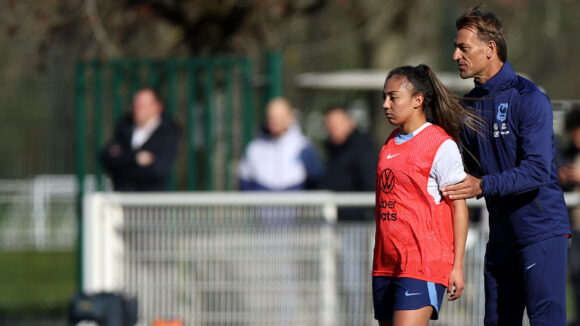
261, 123, 303, 141
474, 61, 517, 94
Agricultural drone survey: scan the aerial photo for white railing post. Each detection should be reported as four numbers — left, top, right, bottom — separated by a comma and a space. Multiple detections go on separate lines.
83, 192, 102, 293
32, 176, 47, 250
321, 199, 338, 326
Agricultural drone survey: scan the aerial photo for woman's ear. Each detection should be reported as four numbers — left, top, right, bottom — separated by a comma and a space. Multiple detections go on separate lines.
413, 93, 424, 109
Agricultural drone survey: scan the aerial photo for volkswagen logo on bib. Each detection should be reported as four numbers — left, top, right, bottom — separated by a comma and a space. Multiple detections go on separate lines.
380, 168, 395, 194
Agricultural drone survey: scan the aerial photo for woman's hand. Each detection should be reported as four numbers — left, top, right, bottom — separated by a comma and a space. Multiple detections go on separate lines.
448, 267, 465, 301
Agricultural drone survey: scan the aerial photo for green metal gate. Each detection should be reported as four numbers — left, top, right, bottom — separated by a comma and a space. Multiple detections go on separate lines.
75, 55, 283, 194
74, 55, 282, 289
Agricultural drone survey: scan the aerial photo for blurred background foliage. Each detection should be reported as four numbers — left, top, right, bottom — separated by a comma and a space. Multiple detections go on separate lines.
0, 0, 579, 178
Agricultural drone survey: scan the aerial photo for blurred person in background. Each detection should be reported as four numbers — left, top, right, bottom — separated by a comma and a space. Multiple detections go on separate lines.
237, 97, 324, 321
441, 6, 571, 325
101, 87, 179, 191
317, 106, 377, 320
238, 96, 324, 191
557, 104, 580, 326
318, 107, 376, 195
318, 106, 377, 219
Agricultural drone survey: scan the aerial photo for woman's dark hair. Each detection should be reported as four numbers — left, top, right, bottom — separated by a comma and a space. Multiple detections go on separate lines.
385, 64, 484, 158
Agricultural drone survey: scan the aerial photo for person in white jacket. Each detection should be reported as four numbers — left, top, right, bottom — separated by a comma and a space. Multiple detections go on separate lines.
238, 97, 324, 191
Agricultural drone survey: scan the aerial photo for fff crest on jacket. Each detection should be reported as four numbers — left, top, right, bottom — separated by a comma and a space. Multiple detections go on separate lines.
496, 103, 508, 122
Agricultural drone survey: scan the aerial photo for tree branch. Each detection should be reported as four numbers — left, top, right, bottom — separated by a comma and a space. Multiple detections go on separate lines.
85, 0, 121, 58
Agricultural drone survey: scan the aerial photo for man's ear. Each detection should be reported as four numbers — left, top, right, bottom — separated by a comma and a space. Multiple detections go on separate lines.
156, 103, 165, 115
486, 40, 497, 59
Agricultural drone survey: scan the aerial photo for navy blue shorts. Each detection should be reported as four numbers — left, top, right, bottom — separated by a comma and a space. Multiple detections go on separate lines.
372, 276, 446, 321
484, 235, 569, 326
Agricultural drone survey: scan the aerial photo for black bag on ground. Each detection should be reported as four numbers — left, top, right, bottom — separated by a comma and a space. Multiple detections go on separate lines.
69, 292, 137, 326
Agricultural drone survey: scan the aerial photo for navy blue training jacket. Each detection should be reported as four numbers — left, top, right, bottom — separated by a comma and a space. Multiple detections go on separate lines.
462, 61, 570, 246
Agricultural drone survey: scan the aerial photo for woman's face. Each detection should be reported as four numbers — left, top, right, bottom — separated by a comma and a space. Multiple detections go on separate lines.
382, 76, 419, 126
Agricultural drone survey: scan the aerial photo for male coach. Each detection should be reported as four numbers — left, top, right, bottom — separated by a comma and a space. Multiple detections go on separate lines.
441, 6, 571, 326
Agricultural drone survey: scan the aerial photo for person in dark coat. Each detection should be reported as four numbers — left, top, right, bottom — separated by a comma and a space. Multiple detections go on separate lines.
318, 107, 377, 318
318, 107, 377, 220
101, 88, 179, 191
557, 104, 580, 326
442, 7, 570, 325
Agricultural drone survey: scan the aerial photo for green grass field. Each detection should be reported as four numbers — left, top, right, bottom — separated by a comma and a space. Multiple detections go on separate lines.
0, 251, 76, 322
0, 250, 576, 325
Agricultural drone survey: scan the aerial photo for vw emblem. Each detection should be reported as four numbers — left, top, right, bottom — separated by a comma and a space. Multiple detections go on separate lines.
380, 168, 395, 193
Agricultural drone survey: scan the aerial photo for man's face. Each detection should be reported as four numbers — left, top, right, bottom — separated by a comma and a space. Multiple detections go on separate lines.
266, 101, 293, 138
325, 110, 354, 145
133, 90, 162, 127
453, 28, 489, 81
572, 128, 580, 150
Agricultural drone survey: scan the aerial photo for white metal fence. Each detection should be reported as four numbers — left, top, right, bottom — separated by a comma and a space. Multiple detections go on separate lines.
0, 175, 84, 251
82, 191, 512, 326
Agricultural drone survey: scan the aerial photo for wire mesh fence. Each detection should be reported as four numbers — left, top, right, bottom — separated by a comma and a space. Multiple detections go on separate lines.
83, 192, 506, 326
